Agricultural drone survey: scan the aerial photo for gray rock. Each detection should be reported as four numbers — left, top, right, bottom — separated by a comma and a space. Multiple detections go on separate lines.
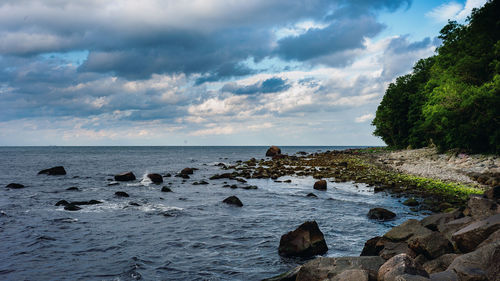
477, 228, 500, 248
446, 241, 499, 281
38, 166, 66, 175
408, 231, 453, 259
452, 213, 500, 253
378, 253, 429, 281
422, 254, 459, 274
147, 173, 163, 184
295, 256, 384, 281
222, 195, 243, 207
379, 242, 417, 260
331, 269, 369, 281
421, 212, 456, 231
114, 172, 136, 181
464, 195, 499, 220
368, 208, 397, 221
262, 266, 300, 281
394, 274, 430, 281
384, 219, 433, 242
6, 183, 25, 189
429, 271, 459, 281
438, 216, 475, 240
279, 221, 328, 257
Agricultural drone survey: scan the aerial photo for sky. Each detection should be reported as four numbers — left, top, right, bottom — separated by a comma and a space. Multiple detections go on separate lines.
0, 0, 488, 146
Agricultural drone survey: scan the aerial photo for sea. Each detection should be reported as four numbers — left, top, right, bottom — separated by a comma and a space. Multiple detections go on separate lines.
0, 146, 425, 280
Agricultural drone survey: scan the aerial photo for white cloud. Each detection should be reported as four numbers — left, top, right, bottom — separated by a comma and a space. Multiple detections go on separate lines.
426, 0, 487, 22
355, 113, 374, 123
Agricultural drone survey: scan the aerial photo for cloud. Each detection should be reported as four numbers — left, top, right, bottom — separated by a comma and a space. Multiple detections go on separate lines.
355, 113, 374, 123
426, 0, 487, 22
221, 77, 290, 95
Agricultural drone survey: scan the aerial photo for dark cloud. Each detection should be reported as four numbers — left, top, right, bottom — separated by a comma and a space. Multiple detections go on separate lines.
221, 77, 290, 95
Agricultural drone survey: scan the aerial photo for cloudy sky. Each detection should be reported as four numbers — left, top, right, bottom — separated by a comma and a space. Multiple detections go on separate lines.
0, 0, 487, 146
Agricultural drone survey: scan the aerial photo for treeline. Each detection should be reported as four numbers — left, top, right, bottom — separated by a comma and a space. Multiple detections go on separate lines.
372, 0, 500, 154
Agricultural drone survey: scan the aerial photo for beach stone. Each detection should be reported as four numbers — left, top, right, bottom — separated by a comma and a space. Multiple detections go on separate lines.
64, 204, 81, 211
147, 173, 163, 184
295, 256, 384, 281
429, 271, 459, 281
6, 183, 25, 189
408, 231, 453, 259
378, 254, 429, 281
313, 180, 327, 191
379, 242, 417, 260
114, 172, 136, 181
484, 186, 500, 201
446, 241, 500, 281
451, 213, 500, 253
266, 146, 281, 157
180, 168, 194, 175
115, 191, 129, 197
403, 198, 419, 206
421, 212, 456, 231
464, 194, 499, 220
278, 221, 328, 257
222, 195, 243, 207
368, 208, 396, 221
161, 186, 172, 192
38, 166, 66, 175
384, 219, 432, 242
66, 186, 79, 191
422, 253, 459, 274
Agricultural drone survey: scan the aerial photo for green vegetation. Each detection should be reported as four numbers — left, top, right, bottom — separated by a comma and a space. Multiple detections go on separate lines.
373, 0, 500, 153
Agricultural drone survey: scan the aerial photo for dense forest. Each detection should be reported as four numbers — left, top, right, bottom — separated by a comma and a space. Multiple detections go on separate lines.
372, 0, 500, 154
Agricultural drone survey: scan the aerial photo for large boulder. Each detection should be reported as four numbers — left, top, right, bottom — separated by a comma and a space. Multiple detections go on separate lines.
147, 173, 163, 184
429, 271, 459, 281
360, 236, 387, 256
368, 208, 396, 221
114, 172, 136, 181
313, 180, 327, 191
464, 195, 499, 220
6, 183, 25, 189
278, 221, 328, 257
222, 195, 243, 207
446, 241, 500, 281
38, 166, 66, 175
422, 253, 459, 274
379, 242, 417, 260
408, 231, 453, 259
437, 216, 475, 240
484, 186, 500, 202
451, 213, 500, 253
266, 146, 281, 157
384, 219, 433, 242
420, 212, 457, 231
378, 253, 429, 281
295, 256, 385, 281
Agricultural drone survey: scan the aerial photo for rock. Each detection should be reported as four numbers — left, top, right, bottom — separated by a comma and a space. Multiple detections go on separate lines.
107, 182, 119, 186
115, 191, 129, 197
438, 216, 475, 240
222, 195, 243, 207
379, 242, 417, 260
278, 221, 328, 257
313, 180, 327, 191
266, 146, 281, 157
368, 208, 396, 221
193, 180, 209, 185
55, 200, 69, 206
403, 198, 419, 206
38, 166, 66, 175
464, 195, 499, 220
429, 271, 459, 281
163, 173, 172, 177
6, 183, 25, 189
421, 212, 456, 231
452, 213, 500, 253
295, 256, 385, 281
360, 236, 388, 256
241, 185, 258, 190
378, 253, 429, 281
71, 200, 102, 205
129, 202, 141, 206
331, 269, 369, 281
484, 186, 500, 201
114, 172, 136, 181
422, 254, 459, 274
384, 219, 433, 242
408, 231, 453, 259
395, 274, 431, 281
477, 228, 500, 248
180, 168, 194, 175
64, 204, 81, 211
307, 193, 317, 198
176, 174, 190, 179
161, 186, 172, 192
446, 241, 499, 281
262, 266, 301, 281
66, 187, 79, 191
147, 173, 163, 184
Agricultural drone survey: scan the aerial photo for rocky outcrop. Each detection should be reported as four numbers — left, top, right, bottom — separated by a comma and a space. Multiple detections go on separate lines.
6, 183, 25, 189
115, 191, 129, 197
446, 241, 500, 281
384, 219, 433, 242
408, 232, 453, 259
114, 172, 136, 181
222, 195, 243, 207
378, 254, 429, 281
451, 213, 500, 253
266, 146, 281, 157
313, 180, 327, 191
38, 166, 66, 175
295, 256, 384, 281
368, 208, 396, 221
463, 194, 499, 220
278, 221, 328, 257
147, 173, 163, 184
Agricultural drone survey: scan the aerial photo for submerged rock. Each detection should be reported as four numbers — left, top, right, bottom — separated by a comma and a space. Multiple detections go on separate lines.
38, 166, 66, 175
278, 220, 328, 257
266, 146, 281, 157
64, 204, 81, 211
66, 186, 79, 191
403, 198, 419, 206
161, 186, 172, 192
114, 172, 136, 181
115, 191, 129, 197
307, 193, 318, 198
6, 183, 25, 189
313, 180, 327, 191
368, 208, 396, 221
180, 168, 194, 175
222, 195, 243, 207
147, 173, 163, 184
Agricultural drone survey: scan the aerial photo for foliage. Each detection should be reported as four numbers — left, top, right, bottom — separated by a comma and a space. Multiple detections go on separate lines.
373, 0, 500, 153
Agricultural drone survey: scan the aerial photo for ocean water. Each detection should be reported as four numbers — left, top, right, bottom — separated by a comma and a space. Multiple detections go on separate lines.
0, 146, 425, 280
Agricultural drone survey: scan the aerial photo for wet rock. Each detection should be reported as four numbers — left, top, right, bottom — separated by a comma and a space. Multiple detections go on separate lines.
379, 241, 417, 260
451, 213, 500, 253
180, 168, 194, 175
38, 166, 66, 175
66, 186, 79, 191
55, 200, 69, 206
284, 179, 292, 183
307, 193, 317, 198
147, 173, 163, 184
262, 266, 301, 281
422, 253, 459, 274
313, 180, 327, 190
403, 198, 419, 206
222, 195, 243, 207
241, 185, 258, 190
295, 256, 384, 281
278, 220, 328, 257
115, 191, 129, 197
176, 174, 190, 179
114, 172, 136, 181
438, 216, 475, 240
129, 202, 141, 206
446, 241, 500, 281
193, 180, 209, 185
163, 173, 172, 177
6, 183, 25, 189
378, 253, 429, 281
368, 208, 396, 221
361, 236, 388, 256
71, 200, 102, 205
64, 204, 81, 211
408, 231, 453, 259
266, 146, 281, 157
384, 219, 433, 242
161, 186, 172, 192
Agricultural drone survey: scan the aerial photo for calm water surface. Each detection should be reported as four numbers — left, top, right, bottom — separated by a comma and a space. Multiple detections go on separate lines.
0, 146, 425, 280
